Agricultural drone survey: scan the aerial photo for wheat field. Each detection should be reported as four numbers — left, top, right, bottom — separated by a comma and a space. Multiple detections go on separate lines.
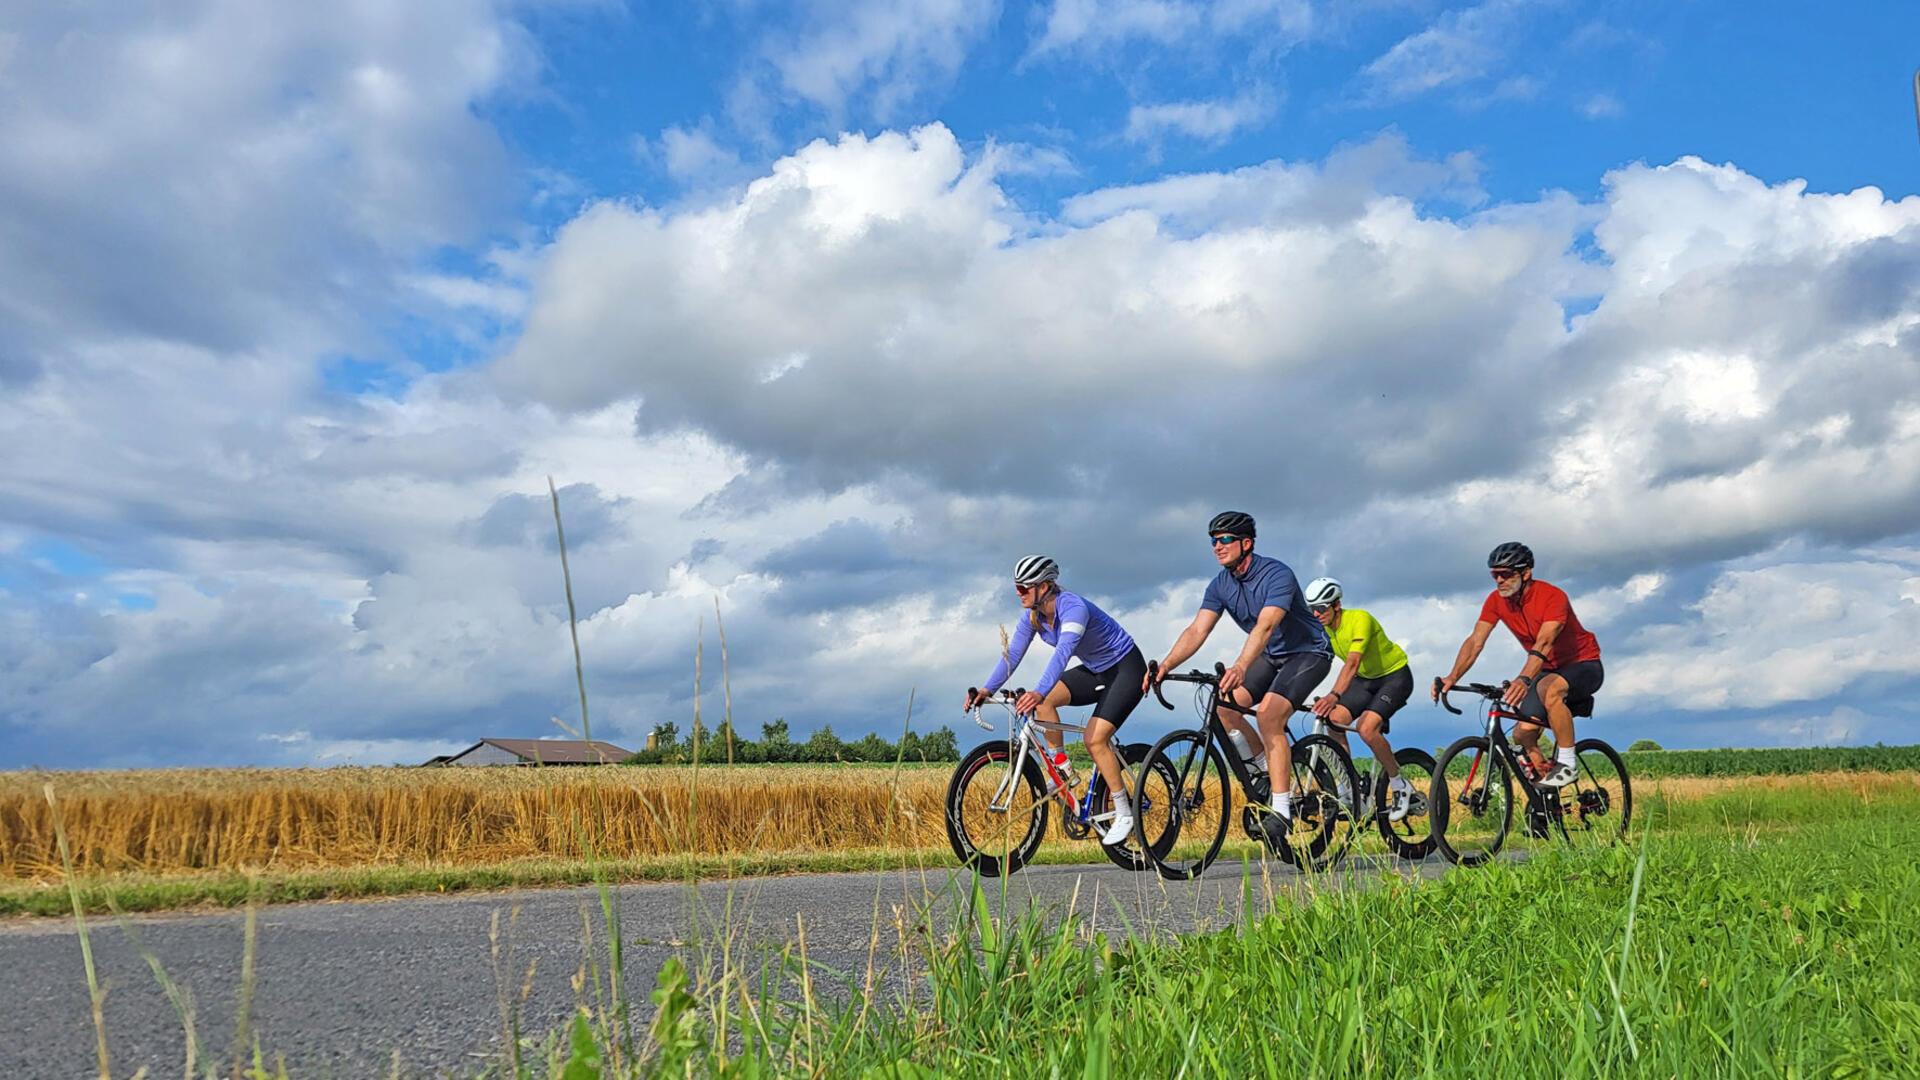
1, 765, 952, 880
6, 765, 1917, 884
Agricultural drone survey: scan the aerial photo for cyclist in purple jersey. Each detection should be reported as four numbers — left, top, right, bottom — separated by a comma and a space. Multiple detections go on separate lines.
967, 555, 1149, 845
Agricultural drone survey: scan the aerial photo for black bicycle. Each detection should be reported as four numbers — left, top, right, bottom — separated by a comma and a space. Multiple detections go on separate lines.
1430, 679, 1632, 866
1130, 661, 1361, 880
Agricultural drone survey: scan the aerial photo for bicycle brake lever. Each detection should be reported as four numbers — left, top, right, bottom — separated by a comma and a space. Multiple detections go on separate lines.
1147, 660, 1173, 709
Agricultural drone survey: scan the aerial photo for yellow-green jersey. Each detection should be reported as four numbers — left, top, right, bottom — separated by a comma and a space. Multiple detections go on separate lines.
1325, 607, 1409, 680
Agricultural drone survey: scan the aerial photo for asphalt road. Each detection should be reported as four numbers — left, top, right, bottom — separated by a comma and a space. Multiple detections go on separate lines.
0, 853, 1452, 1078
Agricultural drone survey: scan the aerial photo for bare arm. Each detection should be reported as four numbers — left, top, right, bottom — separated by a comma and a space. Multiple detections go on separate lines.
1518, 621, 1563, 683
1434, 621, 1497, 700
1313, 651, 1364, 717
1152, 608, 1223, 684
1232, 605, 1284, 673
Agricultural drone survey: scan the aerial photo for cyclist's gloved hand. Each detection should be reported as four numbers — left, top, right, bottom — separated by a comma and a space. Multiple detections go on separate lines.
963, 688, 983, 711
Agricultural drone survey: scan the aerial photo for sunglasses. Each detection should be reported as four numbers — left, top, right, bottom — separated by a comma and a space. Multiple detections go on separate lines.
1210, 535, 1244, 547
1490, 569, 1521, 581
1309, 604, 1335, 614
1014, 582, 1038, 594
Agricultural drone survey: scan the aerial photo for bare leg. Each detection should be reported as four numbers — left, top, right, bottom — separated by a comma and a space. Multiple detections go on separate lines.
1084, 716, 1126, 803
1218, 686, 1265, 757
1035, 683, 1073, 753
1539, 673, 1576, 752
1255, 693, 1298, 793
1355, 711, 1397, 778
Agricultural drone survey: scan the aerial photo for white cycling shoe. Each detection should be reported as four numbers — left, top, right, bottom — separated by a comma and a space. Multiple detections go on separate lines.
1386, 782, 1413, 822
1100, 813, 1137, 846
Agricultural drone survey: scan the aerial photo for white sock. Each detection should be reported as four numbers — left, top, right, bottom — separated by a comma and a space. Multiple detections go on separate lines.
1110, 791, 1132, 817
1556, 748, 1576, 768
1269, 792, 1292, 816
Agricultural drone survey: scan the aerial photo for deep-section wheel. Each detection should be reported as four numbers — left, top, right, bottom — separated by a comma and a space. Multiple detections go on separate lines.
1099, 742, 1177, 871
1431, 735, 1513, 867
1375, 747, 1438, 861
1553, 738, 1632, 852
945, 741, 1048, 877
1134, 729, 1231, 881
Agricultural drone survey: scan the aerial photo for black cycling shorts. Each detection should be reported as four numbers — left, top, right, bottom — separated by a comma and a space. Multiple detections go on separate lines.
1334, 666, 1415, 731
1057, 645, 1149, 728
1515, 659, 1605, 725
1244, 651, 1332, 710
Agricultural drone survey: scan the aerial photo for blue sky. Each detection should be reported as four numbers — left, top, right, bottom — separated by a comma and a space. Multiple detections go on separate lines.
4, 0, 1920, 768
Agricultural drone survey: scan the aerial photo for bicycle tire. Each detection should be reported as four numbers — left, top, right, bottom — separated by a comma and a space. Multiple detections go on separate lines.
1555, 738, 1632, 850
945, 740, 1049, 877
1099, 742, 1173, 872
1134, 729, 1231, 881
1375, 747, 1438, 861
1289, 733, 1361, 872
1431, 735, 1513, 867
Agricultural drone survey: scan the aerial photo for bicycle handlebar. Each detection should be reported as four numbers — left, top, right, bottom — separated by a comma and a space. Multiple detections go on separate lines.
1433, 676, 1510, 715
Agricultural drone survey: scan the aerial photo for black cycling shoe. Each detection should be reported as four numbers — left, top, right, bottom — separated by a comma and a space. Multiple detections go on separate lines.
1258, 810, 1296, 866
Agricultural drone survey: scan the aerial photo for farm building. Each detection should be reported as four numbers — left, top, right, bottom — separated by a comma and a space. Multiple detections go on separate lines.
426, 738, 634, 767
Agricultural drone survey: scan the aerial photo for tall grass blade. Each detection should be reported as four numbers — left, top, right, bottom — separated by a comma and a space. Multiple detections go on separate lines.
45, 783, 112, 1080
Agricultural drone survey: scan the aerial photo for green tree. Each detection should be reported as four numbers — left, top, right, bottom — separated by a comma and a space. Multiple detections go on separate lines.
918, 727, 959, 761
804, 724, 845, 763
1629, 739, 1664, 752
850, 732, 894, 762
761, 719, 794, 763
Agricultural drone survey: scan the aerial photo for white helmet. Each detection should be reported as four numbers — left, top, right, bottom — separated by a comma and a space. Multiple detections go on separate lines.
1012, 555, 1060, 586
1304, 577, 1342, 609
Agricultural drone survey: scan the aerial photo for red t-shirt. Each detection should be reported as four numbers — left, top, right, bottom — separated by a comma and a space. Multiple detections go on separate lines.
1479, 580, 1601, 670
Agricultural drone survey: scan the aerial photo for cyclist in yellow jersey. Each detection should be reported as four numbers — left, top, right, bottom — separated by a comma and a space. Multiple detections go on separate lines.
1303, 578, 1419, 822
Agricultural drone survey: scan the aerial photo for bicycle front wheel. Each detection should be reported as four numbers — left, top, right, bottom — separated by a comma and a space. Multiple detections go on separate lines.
1134, 729, 1232, 881
1432, 736, 1513, 867
1289, 733, 1361, 871
945, 741, 1048, 877
1551, 738, 1631, 851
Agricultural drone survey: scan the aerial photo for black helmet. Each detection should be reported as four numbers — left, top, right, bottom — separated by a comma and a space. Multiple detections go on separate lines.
1208, 510, 1256, 539
1488, 541, 1534, 570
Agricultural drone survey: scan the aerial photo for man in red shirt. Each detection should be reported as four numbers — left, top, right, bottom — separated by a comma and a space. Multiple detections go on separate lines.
1432, 542, 1603, 788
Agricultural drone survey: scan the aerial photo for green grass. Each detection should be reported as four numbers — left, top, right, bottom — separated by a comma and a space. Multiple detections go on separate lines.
509, 803, 1918, 1077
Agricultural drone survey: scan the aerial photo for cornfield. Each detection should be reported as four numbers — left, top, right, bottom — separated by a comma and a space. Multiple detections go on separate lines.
1, 766, 950, 880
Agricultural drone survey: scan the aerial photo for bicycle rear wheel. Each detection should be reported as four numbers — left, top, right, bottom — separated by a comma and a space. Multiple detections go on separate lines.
1375, 747, 1437, 861
1289, 733, 1361, 871
1099, 742, 1176, 872
1549, 738, 1632, 851
1432, 736, 1513, 867
1134, 729, 1231, 881
945, 741, 1048, 877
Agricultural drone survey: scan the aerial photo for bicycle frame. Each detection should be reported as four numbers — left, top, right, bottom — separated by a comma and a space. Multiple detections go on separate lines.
969, 692, 1116, 827
1442, 683, 1583, 835
1151, 663, 1347, 805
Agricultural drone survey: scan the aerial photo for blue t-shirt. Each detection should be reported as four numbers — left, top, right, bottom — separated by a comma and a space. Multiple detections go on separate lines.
1201, 553, 1332, 661
982, 590, 1137, 698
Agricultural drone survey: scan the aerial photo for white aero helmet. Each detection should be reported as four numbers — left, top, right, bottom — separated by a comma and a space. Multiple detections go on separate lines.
1012, 555, 1060, 586
1304, 577, 1343, 609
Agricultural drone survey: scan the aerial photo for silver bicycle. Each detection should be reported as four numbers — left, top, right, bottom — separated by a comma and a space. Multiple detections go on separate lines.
944, 688, 1173, 876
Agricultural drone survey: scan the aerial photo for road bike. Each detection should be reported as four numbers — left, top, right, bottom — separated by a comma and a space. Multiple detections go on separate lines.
1130, 662, 1360, 880
945, 688, 1174, 877
1430, 679, 1632, 866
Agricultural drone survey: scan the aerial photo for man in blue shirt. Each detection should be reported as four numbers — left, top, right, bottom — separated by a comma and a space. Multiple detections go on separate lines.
1147, 511, 1332, 858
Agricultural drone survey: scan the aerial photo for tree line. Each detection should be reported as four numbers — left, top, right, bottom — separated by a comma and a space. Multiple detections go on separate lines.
627, 717, 961, 765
